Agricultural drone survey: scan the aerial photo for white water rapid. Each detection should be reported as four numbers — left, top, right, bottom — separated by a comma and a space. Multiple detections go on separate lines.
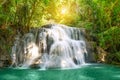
11, 24, 88, 69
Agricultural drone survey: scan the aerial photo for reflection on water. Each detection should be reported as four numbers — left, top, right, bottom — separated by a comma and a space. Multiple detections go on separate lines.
0, 64, 120, 80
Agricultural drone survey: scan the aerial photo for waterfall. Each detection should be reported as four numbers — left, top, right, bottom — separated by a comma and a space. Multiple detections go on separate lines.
11, 24, 88, 69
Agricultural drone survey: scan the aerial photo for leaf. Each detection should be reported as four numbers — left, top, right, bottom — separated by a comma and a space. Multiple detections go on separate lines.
43, 0, 49, 5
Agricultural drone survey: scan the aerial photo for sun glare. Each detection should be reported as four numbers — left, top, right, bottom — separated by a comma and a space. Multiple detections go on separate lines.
61, 7, 68, 14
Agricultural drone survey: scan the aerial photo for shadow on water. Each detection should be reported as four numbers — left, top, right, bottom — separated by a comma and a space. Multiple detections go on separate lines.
0, 64, 120, 80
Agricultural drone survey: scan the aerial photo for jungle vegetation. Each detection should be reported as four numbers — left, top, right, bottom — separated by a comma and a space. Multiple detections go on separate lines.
0, 0, 120, 64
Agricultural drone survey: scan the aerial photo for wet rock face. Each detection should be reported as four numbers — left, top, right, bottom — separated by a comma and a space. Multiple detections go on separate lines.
11, 24, 94, 69
0, 54, 11, 67
0, 61, 3, 67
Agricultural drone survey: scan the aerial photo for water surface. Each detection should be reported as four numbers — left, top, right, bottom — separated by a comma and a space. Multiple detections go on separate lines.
0, 64, 120, 80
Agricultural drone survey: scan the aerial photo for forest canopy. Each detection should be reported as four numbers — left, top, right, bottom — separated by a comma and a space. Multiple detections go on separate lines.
0, 0, 120, 27
0, 0, 120, 64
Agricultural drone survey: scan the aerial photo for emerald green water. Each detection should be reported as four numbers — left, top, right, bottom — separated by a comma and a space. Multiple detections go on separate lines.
0, 64, 120, 80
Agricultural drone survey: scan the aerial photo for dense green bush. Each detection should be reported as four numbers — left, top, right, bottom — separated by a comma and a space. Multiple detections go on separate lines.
106, 52, 120, 64
98, 27, 120, 51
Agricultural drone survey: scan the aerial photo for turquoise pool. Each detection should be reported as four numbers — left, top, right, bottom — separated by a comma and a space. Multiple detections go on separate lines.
0, 64, 120, 80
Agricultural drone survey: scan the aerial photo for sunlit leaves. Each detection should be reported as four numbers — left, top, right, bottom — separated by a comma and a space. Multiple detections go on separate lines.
98, 27, 120, 51
43, 0, 50, 5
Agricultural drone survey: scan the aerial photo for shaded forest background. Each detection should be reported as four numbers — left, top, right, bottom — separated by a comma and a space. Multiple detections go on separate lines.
0, 0, 120, 65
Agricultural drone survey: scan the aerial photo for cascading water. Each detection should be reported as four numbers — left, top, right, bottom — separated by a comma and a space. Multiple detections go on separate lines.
11, 24, 88, 69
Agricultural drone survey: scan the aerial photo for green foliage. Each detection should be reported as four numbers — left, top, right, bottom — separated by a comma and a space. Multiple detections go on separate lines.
106, 52, 120, 64
0, 0, 120, 64
98, 27, 120, 52
75, 0, 120, 64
